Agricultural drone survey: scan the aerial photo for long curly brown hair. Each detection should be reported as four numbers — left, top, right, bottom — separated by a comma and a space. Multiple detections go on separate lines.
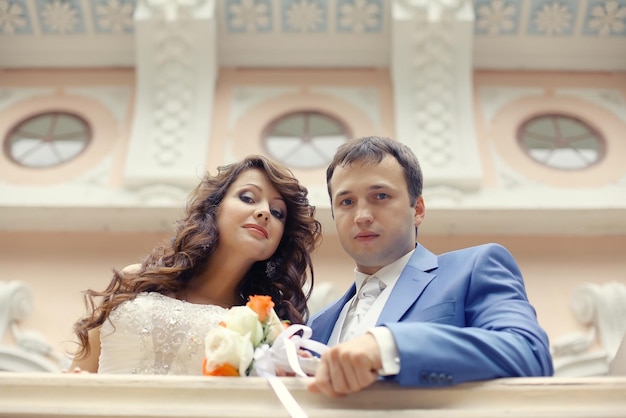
73, 155, 322, 358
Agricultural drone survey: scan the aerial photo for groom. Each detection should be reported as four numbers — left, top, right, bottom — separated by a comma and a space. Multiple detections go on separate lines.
307, 136, 553, 397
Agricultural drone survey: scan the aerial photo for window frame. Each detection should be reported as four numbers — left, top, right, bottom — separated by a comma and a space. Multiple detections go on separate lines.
4, 110, 93, 169
261, 110, 352, 169
516, 112, 606, 171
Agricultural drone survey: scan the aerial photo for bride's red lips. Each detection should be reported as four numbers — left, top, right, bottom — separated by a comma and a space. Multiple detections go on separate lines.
244, 224, 268, 239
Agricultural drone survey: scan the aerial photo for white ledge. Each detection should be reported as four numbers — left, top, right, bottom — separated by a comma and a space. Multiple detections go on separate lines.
1, 374, 625, 418
1, 206, 626, 236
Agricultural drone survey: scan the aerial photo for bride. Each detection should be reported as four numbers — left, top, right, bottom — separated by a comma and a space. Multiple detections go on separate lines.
70, 155, 322, 374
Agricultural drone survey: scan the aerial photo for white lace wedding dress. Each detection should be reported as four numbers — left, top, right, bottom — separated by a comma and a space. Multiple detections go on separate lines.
98, 292, 226, 375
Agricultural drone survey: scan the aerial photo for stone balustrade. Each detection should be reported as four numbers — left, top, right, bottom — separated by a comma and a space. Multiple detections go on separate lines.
1, 373, 625, 418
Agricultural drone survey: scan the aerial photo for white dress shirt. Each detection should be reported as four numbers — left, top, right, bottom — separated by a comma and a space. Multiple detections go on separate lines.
327, 249, 416, 376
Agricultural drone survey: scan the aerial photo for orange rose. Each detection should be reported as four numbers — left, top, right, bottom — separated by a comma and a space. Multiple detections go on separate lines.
202, 358, 239, 376
246, 295, 274, 322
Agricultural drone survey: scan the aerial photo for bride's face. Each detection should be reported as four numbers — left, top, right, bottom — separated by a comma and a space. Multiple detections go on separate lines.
216, 169, 287, 262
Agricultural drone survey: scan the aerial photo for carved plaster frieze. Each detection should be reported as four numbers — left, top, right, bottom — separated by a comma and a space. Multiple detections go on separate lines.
150, 24, 194, 167
391, 0, 482, 190
407, 7, 458, 167
123, 0, 217, 188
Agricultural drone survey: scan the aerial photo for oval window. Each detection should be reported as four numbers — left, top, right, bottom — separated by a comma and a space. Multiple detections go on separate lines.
517, 114, 605, 170
263, 111, 350, 169
4, 111, 91, 168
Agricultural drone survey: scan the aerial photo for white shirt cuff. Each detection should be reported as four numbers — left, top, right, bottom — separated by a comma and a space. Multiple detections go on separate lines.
368, 326, 400, 376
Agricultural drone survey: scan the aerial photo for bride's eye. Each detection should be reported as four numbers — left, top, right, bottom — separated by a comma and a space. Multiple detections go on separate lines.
239, 192, 255, 204
270, 208, 285, 219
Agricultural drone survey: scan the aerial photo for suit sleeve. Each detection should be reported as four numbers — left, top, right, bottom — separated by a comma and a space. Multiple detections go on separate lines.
384, 244, 554, 387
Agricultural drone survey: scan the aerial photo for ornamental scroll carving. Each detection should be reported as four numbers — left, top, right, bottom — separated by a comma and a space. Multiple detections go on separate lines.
551, 281, 626, 377
0, 281, 64, 372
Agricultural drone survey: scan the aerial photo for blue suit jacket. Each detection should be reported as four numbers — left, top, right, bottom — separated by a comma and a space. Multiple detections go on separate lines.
308, 243, 554, 387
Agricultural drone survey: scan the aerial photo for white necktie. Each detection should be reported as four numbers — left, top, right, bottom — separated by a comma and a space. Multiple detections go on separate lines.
341, 276, 385, 342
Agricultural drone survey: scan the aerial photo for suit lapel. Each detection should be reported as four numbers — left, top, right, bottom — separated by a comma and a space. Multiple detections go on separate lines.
377, 244, 438, 325
310, 284, 356, 344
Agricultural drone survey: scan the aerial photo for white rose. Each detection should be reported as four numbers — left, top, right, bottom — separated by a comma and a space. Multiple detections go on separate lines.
204, 327, 254, 376
264, 308, 285, 345
222, 306, 264, 346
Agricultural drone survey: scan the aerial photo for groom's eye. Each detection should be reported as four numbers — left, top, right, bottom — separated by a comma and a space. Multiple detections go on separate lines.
340, 198, 353, 206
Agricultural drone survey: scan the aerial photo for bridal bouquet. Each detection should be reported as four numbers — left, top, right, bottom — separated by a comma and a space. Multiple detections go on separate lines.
202, 295, 285, 376
202, 295, 327, 377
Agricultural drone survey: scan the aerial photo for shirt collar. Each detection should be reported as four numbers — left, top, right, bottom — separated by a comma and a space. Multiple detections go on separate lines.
353, 248, 416, 291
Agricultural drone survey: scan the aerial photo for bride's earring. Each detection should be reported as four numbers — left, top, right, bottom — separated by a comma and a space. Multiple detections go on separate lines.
265, 260, 276, 279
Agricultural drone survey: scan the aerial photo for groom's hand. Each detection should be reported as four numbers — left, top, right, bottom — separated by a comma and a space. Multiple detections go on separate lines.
308, 333, 381, 397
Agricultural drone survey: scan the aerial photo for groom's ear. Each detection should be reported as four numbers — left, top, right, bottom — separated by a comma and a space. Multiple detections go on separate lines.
413, 195, 425, 227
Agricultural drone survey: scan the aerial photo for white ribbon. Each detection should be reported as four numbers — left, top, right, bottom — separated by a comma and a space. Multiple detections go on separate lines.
252, 324, 328, 377
251, 324, 329, 418
266, 377, 307, 418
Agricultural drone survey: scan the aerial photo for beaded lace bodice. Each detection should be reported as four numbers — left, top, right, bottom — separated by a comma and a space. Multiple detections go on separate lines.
99, 292, 226, 375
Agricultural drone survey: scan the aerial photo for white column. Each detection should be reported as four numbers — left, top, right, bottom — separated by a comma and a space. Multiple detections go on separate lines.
123, 0, 217, 189
391, 0, 482, 190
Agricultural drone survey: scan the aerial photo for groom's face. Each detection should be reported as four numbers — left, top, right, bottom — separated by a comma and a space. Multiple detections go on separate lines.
328, 155, 425, 275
